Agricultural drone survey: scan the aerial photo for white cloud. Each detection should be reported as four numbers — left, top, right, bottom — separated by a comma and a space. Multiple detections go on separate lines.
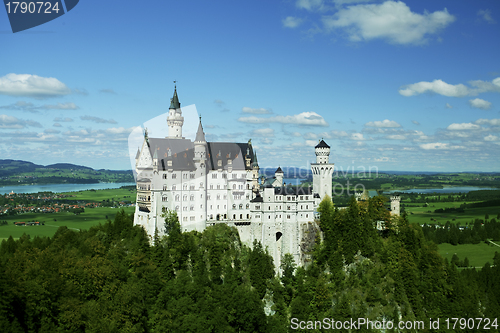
332, 130, 348, 137
322, 1, 455, 45
447, 123, 480, 130
99, 88, 117, 94
365, 119, 401, 128
305, 140, 319, 146
0, 73, 72, 99
283, 16, 304, 28
0, 114, 42, 129
251, 128, 275, 137
54, 117, 73, 122
477, 9, 496, 24
445, 103, 453, 109
469, 98, 492, 110
80, 115, 118, 124
42, 102, 79, 110
399, 79, 469, 97
419, 142, 463, 150
351, 133, 365, 140
387, 134, 406, 140
475, 118, 500, 126
411, 120, 420, 125
303, 132, 318, 139
292, 132, 302, 137
484, 134, 499, 142
238, 111, 328, 126
400, 77, 500, 97
296, 0, 323, 11
242, 107, 272, 114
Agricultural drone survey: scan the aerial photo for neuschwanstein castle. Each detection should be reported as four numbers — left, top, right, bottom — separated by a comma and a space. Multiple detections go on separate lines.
134, 87, 335, 268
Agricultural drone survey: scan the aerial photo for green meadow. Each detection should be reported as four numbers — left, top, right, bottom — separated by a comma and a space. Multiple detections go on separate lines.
438, 242, 500, 268
0, 206, 135, 240
405, 202, 500, 225
61, 187, 137, 202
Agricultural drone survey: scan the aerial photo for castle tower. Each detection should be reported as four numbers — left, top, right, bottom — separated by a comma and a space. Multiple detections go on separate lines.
252, 150, 260, 192
311, 139, 334, 200
167, 85, 184, 138
274, 166, 284, 187
194, 117, 207, 164
390, 196, 401, 216
194, 117, 207, 228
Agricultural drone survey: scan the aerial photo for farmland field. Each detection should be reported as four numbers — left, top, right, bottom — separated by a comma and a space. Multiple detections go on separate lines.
438, 242, 500, 268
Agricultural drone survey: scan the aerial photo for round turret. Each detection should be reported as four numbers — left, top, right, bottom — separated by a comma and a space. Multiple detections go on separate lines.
315, 139, 330, 164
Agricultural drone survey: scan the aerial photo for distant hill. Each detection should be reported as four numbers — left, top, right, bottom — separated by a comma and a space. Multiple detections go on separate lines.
0, 159, 133, 185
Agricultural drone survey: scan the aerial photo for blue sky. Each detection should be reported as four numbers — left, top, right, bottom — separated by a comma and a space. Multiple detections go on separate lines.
1, 0, 499, 172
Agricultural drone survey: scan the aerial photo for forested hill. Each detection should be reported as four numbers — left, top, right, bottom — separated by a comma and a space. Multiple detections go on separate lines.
0, 159, 133, 185
1, 197, 498, 332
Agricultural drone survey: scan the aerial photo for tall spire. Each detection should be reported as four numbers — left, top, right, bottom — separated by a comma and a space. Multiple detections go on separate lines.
195, 116, 206, 142
169, 83, 181, 109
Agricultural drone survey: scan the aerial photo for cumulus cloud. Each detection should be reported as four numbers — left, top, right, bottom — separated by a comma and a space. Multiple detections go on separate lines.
0, 73, 71, 99
399, 77, 500, 97
54, 117, 73, 122
365, 119, 401, 128
412, 120, 420, 125
0, 114, 42, 129
296, 0, 323, 11
322, 1, 455, 45
283, 16, 304, 28
445, 103, 453, 109
251, 128, 275, 137
242, 107, 272, 114
475, 118, 500, 126
332, 130, 348, 137
80, 115, 118, 124
469, 98, 492, 110
351, 133, 365, 140
0, 101, 79, 112
387, 134, 406, 140
447, 123, 480, 130
238, 111, 328, 126
477, 9, 496, 24
419, 142, 463, 150
484, 134, 499, 142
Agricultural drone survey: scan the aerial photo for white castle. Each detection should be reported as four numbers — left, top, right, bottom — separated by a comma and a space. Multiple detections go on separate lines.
134, 87, 334, 269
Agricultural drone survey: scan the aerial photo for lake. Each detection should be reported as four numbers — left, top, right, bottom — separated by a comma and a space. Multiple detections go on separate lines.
384, 186, 499, 194
0, 182, 136, 195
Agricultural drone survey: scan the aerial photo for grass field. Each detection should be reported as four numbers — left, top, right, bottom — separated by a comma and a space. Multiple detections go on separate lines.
61, 187, 136, 202
0, 206, 135, 240
438, 242, 499, 268
405, 202, 500, 225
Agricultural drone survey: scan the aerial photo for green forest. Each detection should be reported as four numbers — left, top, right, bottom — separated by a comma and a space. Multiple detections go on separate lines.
1, 196, 499, 332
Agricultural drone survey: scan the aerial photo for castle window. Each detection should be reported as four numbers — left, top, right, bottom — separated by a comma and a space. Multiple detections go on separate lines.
287, 215, 290, 219
190, 205, 194, 211
212, 174, 217, 179
224, 205, 226, 209
306, 205, 309, 209
246, 204, 249, 209
233, 184, 236, 190
190, 195, 194, 201
200, 204, 203, 209
183, 206, 187, 211
305, 196, 308, 200
246, 194, 249, 200
240, 214, 242, 219
172, 174, 176, 179
175, 206, 179, 211
256, 205, 260, 210
190, 184, 195, 190
175, 195, 180, 201
217, 195, 220, 200
239, 204, 243, 210
223, 194, 227, 200
183, 195, 187, 201
232, 174, 237, 179
228, 159, 232, 165
183, 174, 187, 179
247, 184, 250, 190
247, 214, 249, 219
300, 196, 303, 200
163, 174, 167, 179
222, 173, 227, 179
217, 184, 220, 189
210, 184, 213, 189
190, 173, 195, 179
306, 214, 309, 218
208, 195, 211, 200
218, 160, 222, 167
233, 214, 236, 219
163, 185, 167, 191
148, 185, 150, 190
287, 206, 290, 210
183, 184, 187, 190
190, 216, 195, 221
233, 204, 236, 209
301, 205, 303, 210
168, 161, 172, 167
200, 182, 203, 188
183, 217, 187, 222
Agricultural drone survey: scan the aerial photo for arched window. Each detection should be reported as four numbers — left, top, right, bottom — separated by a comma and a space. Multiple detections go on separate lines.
190, 195, 194, 201
183, 195, 187, 201
246, 203, 249, 209
232, 204, 236, 209
233, 184, 236, 190
175, 206, 179, 211
239, 204, 243, 210
175, 194, 180, 201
